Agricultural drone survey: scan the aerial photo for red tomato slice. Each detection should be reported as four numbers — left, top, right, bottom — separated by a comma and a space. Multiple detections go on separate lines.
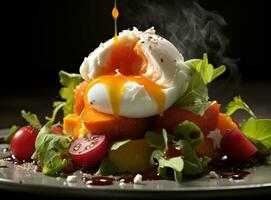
221, 127, 257, 161
151, 103, 220, 135
10, 126, 38, 161
69, 134, 108, 167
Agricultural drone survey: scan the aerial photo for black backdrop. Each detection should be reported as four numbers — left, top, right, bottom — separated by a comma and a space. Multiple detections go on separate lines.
2, 0, 270, 89
1, 0, 270, 127
2, 0, 270, 87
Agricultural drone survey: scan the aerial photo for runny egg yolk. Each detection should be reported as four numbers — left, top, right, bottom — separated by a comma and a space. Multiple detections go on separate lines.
84, 37, 165, 117
127, 76, 165, 116
112, 0, 119, 45
96, 38, 145, 76
84, 74, 165, 117
84, 74, 126, 116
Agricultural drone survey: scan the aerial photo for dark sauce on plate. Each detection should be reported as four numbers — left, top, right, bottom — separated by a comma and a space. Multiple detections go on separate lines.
0, 136, 263, 185
83, 176, 115, 186
164, 145, 183, 159
118, 169, 161, 183
118, 175, 134, 183
208, 156, 258, 180
215, 170, 250, 180
0, 137, 6, 144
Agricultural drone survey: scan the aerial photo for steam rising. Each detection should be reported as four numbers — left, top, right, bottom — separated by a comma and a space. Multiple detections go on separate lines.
125, 0, 239, 101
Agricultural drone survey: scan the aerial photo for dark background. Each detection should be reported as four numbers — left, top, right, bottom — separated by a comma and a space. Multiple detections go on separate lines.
0, 1, 271, 198
0, 0, 270, 128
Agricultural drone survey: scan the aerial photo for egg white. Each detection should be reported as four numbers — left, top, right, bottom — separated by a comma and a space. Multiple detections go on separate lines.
81, 27, 191, 118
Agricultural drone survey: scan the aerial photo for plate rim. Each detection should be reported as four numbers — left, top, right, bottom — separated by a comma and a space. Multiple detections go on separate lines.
1, 129, 271, 198
0, 177, 271, 199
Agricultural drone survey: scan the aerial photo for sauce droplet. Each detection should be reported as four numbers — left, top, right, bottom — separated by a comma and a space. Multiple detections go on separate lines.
118, 170, 161, 183
84, 176, 115, 186
215, 170, 250, 180
164, 145, 183, 159
112, 0, 119, 45
0, 137, 5, 144
209, 159, 254, 180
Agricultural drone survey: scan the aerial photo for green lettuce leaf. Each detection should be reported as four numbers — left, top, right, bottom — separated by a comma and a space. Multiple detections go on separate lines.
32, 122, 72, 175
150, 149, 183, 182
175, 140, 207, 175
45, 102, 66, 124
226, 96, 256, 119
148, 130, 184, 183
58, 71, 82, 116
110, 139, 131, 150
95, 158, 118, 176
162, 129, 168, 150
174, 121, 204, 147
145, 129, 171, 151
147, 127, 208, 183
185, 53, 226, 85
158, 156, 184, 172
226, 96, 271, 159
175, 53, 226, 115
3, 125, 18, 143
145, 131, 165, 149
4, 111, 40, 143
174, 71, 211, 116
21, 110, 41, 129
241, 117, 271, 151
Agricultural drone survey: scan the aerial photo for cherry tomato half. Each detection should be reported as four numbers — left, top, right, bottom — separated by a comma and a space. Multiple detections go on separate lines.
10, 126, 38, 161
69, 134, 108, 167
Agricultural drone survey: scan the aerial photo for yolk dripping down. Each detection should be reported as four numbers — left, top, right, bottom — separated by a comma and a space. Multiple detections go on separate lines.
112, 0, 119, 45
128, 76, 166, 116
84, 74, 126, 116
84, 74, 165, 117
83, 35, 165, 117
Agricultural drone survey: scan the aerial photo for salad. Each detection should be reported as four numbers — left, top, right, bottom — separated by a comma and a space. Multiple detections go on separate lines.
1, 13, 271, 184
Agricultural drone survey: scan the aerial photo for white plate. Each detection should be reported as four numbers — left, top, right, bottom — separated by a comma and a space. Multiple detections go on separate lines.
1, 129, 271, 199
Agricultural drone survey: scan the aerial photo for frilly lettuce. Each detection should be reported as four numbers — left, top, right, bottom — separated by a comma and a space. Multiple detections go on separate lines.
32, 122, 72, 175
175, 53, 226, 116
145, 121, 210, 183
226, 96, 256, 119
185, 53, 226, 85
58, 70, 82, 116
21, 110, 42, 129
32, 102, 73, 175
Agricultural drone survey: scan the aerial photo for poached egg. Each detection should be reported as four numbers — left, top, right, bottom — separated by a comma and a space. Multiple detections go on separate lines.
80, 27, 190, 118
